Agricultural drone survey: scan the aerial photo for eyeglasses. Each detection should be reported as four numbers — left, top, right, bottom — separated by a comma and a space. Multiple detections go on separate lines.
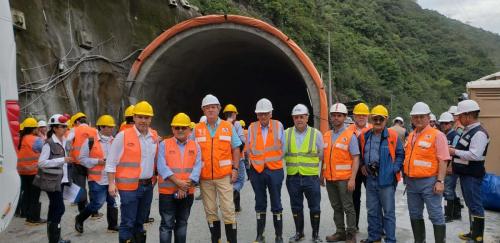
372, 117, 385, 123
56, 125, 68, 129
173, 126, 188, 131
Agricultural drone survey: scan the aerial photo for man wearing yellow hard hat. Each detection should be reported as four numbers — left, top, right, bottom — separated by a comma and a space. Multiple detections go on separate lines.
120, 105, 135, 132
358, 105, 404, 243
157, 113, 202, 242
105, 101, 159, 243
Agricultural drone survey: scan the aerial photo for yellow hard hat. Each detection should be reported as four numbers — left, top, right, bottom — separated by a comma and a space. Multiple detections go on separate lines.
190, 122, 196, 129
371, 105, 389, 117
223, 104, 238, 114
22, 117, 38, 128
239, 120, 246, 128
124, 105, 135, 117
171, 113, 191, 127
96, 115, 116, 127
20, 121, 25, 131
133, 101, 154, 117
353, 103, 370, 115
72, 112, 87, 122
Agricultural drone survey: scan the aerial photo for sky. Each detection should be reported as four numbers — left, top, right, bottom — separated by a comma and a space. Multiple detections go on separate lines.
418, 0, 500, 34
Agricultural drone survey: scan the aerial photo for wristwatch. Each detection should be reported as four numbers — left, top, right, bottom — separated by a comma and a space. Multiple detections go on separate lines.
232, 166, 239, 171
436, 179, 444, 184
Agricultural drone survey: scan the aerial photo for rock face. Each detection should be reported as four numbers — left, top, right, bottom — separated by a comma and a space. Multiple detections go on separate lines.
13, 0, 199, 123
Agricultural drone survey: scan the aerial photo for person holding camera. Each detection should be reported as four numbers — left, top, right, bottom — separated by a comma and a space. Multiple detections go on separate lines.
358, 105, 404, 243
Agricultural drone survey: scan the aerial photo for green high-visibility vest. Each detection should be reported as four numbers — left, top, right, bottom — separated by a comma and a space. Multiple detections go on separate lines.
284, 126, 320, 176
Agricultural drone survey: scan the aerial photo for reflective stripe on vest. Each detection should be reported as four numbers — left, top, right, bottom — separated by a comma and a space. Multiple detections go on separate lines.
248, 120, 283, 173
158, 138, 197, 194
88, 138, 110, 182
322, 128, 355, 181
70, 125, 98, 165
403, 127, 439, 178
195, 120, 233, 180
17, 134, 40, 175
284, 127, 320, 176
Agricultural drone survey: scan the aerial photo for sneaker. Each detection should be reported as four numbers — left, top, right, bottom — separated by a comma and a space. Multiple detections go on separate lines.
345, 232, 356, 243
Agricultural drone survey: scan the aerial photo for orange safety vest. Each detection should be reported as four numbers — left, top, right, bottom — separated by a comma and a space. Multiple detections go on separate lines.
17, 134, 40, 175
195, 120, 233, 180
247, 120, 283, 173
158, 138, 197, 195
348, 123, 373, 137
323, 128, 355, 181
70, 125, 98, 164
359, 128, 401, 182
403, 127, 440, 178
120, 123, 134, 132
87, 137, 111, 182
115, 127, 158, 191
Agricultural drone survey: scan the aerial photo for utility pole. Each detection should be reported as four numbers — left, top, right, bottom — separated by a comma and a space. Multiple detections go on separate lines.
328, 31, 332, 108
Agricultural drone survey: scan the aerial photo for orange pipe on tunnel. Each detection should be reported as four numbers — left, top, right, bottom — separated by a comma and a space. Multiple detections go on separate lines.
129, 15, 329, 132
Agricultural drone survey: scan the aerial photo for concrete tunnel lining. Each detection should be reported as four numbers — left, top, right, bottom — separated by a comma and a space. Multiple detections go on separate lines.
127, 15, 327, 135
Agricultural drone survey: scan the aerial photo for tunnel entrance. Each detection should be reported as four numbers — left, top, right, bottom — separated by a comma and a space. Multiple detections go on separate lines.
127, 15, 327, 135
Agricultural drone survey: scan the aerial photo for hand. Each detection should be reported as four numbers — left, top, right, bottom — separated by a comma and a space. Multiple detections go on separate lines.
448, 148, 456, 156
108, 183, 117, 197
361, 165, 369, 176
174, 178, 190, 192
98, 159, 106, 165
64, 157, 74, 163
347, 178, 355, 192
319, 175, 325, 187
177, 190, 187, 199
231, 169, 238, 183
433, 181, 444, 194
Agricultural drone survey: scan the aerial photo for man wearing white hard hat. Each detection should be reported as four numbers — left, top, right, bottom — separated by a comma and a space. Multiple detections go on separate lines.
193, 94, 241, 243
390, 116, 407, 143
429, 113, 437, 128
284, 104, 324, 243
449, 99, 489, 242
448, 105, 464, 135
322, 103, 360, 243
245, 98, 285, 243
438, 112, 462, 223
404, 102, 449, 243
37, 120, 48, 140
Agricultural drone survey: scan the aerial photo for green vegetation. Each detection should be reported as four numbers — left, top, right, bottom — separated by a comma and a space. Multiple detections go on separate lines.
190, 0, 500, 119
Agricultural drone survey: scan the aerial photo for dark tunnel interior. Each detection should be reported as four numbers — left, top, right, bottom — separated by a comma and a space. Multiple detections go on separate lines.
134, 28, 314, 135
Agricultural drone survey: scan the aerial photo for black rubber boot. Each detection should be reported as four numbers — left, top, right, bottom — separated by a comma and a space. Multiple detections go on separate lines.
77, 201, 87, 213
209, 220, 221, 243
453, 198, 462, 220
107, 205, 119, 232
311, 212, 322, 242
74, 208, 92, 233
410, 219, 426, 243
459, 214, 473, 240
254, 212, 266, 242
471, 216, 484, 243
444, 200, 454, 223
134, 231, 146, 243
289, 212, 304, 242
225, 223, 237, 243
48, 221, 71, 243
234, 190, 241, 212
273, 213, 283, 243
433, 224, 446, 243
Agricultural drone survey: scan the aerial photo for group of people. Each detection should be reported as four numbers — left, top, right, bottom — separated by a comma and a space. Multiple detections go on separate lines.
15, 93, 489, 243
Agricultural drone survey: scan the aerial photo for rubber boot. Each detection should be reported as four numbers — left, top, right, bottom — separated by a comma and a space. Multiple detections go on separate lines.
225, 223, 237, 243
234, 190, 241, 212
209, 220, 221, 243
410, 219, 426, 243
289, 212, 304, 242
107, 205, 119, 232
254, 213, 265, 242
48, 221, 71, 243
310, 212, 322, 242
26, 202, 47, 225
134, 231, 147, 243
453, 198, 462, 220
119, 238, 135, 243
74, 208, 92, 233
459, 214, 473, 240
433, 224, 446, 243
273, 213, 283, 243
471, 216, 484, 243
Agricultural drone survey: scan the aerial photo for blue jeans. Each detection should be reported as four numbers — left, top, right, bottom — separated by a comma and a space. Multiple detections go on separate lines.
233, 160, 246, 192
366, 177, 396, 243
406, 177, 445, 225
85, 181, 115, 213
119, 183, 153, 240
444, 174, 459, 200
250, 167, 284, 213
286, 174, 321, 214
159, 194, 194, 243
460, 175, 484, 217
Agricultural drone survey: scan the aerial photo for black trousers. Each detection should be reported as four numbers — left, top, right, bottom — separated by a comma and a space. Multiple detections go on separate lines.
71, 164, 88, 211
20, 175, 42, 220
352, 171, 365, 229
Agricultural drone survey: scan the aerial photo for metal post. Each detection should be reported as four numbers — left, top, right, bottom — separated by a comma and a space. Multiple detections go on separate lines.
328, 31, 332, 107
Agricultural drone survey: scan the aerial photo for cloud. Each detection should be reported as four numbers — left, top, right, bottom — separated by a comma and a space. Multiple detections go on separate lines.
418, 0, 500, 34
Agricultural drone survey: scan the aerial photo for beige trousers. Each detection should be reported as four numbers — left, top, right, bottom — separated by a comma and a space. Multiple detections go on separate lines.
200, 175, 236, 224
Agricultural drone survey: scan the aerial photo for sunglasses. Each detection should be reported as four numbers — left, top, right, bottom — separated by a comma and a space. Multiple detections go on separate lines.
173, 126, 188, 131
372, 117, 385, 123
440, 122, 451, 125
55, 125, 68, 129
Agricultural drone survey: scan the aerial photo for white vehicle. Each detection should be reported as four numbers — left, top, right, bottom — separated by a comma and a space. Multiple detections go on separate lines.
0, 0, 21, 233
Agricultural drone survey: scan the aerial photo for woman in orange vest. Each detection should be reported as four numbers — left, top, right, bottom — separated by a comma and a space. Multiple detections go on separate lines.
16, 117, 46, 225
157, 113, 202, 243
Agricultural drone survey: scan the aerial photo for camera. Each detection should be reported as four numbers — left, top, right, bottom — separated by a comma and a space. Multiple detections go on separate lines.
369, 163, 379, 177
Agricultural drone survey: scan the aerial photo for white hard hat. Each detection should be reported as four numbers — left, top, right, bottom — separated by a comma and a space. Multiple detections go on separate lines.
448, 106, 458, 115
438, 112, 454, 123
410, 102, 431, 115
255, 98, 273, 113
430, 113, 436, 121
37, 120, 47, 127
48, 114, 69, 126
393, 116, 404, 123
330, 103, 348, 114
201, 94, 220, 108
199, 115, 207, 123
456, 99, 480, 115
292, 104, 309, 116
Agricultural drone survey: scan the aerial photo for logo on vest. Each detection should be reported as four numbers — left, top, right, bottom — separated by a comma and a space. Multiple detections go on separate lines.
127, 142, 135, 147
342, 137, 347, 142
425, 134, 432, 139
222, 127, 229, 133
